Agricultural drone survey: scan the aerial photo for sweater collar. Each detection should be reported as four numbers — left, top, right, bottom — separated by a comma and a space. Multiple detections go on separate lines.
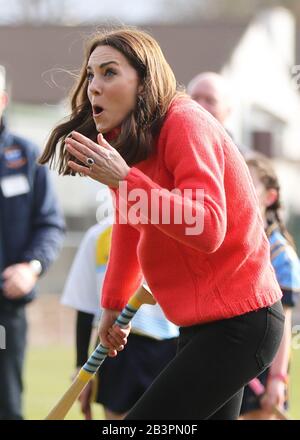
104, 127, 121, 143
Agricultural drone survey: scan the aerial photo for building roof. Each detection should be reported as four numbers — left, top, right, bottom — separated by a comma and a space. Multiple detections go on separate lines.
0, 21, 248, 105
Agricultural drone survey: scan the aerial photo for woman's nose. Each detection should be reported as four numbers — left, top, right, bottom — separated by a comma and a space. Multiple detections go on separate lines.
89, 78, 103, 95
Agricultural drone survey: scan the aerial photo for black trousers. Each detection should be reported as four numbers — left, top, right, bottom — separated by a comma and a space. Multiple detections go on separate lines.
0, 303, 27, 420
126, 301, 285, 420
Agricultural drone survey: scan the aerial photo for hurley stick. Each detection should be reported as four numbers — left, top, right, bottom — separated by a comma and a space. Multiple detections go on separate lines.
46, 284, 156, 420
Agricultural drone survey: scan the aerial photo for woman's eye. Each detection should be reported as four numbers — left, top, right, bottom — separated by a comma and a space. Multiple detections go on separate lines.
104, 69, 116, 78
87, 72, 94, 82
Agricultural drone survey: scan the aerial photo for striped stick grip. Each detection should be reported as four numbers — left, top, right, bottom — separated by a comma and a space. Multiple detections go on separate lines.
45, 284, 155, 420
81, 301, 140, 375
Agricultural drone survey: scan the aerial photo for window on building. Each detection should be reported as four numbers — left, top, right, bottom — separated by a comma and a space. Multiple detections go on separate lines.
252, 130, 274, 157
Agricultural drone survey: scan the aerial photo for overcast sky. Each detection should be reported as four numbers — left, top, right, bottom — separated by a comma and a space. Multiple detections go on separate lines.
68, 0, 165, 22
0, 0, 170, 24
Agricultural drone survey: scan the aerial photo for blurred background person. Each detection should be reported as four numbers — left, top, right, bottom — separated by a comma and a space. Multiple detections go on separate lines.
187, 71, 248, 155
240, 154, 300, 420
0, 67, 65, 419
187, 72, 231, 127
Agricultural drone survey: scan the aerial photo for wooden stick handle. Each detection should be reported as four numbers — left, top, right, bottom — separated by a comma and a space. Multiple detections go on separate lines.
45, 284, 155, 420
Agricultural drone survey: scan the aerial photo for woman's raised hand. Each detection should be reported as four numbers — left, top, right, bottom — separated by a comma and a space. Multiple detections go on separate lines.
65, 131, 130, 188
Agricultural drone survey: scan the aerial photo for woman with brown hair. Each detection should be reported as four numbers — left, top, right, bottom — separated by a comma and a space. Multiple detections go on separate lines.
40, 27, 284, 419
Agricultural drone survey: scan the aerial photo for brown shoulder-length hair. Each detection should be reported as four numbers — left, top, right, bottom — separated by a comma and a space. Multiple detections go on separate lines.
39, 26, 185, 174
246, 154, 296, 249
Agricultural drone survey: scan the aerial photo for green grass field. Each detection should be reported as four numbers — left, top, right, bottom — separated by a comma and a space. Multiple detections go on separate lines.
289, 343, 300, 420
24, 346, 105, 420
24, 342, 300, 420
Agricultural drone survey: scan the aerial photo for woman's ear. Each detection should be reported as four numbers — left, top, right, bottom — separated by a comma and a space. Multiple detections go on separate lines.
265, 188, 278, 208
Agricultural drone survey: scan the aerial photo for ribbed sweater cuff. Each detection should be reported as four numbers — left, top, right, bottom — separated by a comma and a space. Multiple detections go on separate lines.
101, 296, 127, 312
125, 166, 152, 192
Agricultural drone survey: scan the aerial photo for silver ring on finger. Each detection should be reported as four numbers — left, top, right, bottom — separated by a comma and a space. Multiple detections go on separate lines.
86, 157, 95, 169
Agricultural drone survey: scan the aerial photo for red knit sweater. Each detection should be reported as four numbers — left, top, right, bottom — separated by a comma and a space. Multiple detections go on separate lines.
101, 97, 282, 326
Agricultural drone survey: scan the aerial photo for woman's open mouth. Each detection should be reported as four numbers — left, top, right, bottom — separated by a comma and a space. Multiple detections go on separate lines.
92, 105, 104, 117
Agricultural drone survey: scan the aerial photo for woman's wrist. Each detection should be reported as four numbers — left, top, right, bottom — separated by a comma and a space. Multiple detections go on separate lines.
121, 164, 131, 181
268, 373, 288, 385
